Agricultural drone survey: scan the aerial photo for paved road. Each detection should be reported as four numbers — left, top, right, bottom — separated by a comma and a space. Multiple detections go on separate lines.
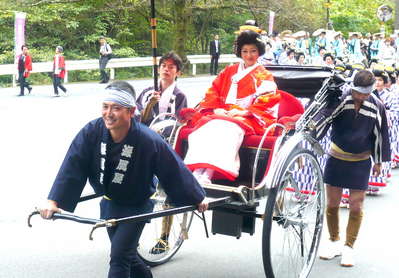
0, 77, 398, 278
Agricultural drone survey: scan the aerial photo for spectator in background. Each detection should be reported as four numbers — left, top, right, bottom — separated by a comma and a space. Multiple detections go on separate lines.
295, 31, 308, 55
259, 41, 275, 66
370, 33, 382, 60
284, 49, 298, 65
210, 34, 221, 75
348, 33, 363, 63
99, 36, 113, 84
332, 32, 345, 62
323, 53, 335, 68
378, 39, 396, 66
17, 45, 32, 96
271, 32, 283, 62
52, 46, 67, 97
277, 44, 289, 64
312, 47, 327, 66
296, 52, 306, 65
315, 31, 327, 54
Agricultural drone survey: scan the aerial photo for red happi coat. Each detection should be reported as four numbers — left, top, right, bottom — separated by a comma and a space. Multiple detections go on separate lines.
18, 54, 32, 78
53, 54, 66, 78
185, 63, 280, 135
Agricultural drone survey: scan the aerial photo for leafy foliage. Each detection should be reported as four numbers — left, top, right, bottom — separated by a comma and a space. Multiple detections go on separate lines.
330, 0, 395, 34
0, 0, 396, 86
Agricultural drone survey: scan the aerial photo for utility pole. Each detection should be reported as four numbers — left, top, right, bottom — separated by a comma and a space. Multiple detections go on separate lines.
325, 0, 333, 30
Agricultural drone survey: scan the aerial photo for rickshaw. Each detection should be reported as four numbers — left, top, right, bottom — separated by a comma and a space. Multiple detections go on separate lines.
28, 65, 346, 278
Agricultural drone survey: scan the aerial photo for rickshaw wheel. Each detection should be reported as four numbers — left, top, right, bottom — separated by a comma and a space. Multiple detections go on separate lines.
262, 148, 325, 278
137, 185, 194, 266
138, 117, 192, 266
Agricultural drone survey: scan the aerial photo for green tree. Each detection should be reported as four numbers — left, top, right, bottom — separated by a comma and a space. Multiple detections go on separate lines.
330, 0, 394, 35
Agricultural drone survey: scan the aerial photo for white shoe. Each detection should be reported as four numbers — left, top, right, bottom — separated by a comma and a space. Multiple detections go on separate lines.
319, 240, 342, 260
340, 245, 355, 267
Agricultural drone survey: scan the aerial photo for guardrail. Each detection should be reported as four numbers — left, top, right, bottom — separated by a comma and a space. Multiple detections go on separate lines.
0, 54, 240, 87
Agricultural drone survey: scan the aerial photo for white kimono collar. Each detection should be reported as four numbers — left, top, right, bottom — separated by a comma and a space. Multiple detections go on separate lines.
159, 82, 176, 114
225, 62, 259, 105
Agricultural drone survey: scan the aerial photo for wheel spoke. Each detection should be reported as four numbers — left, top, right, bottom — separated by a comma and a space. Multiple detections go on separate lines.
263, 149, 325, 278
138, 197, 193, 266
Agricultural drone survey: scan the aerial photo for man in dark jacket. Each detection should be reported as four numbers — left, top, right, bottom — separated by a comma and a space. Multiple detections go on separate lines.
209, 34, 221, 75
39, 81, 207, 278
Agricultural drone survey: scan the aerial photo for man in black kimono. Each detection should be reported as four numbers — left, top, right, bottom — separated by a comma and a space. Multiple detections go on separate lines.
40, 81, 207, 278
316, 70, 390, 267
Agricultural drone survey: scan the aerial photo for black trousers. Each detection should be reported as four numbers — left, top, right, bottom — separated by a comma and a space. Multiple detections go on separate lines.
210, 54, 220, 75
100, 198, 154, 278
18, 71, 31, 95
52, 76, 66, 95
99, 56, 111, 82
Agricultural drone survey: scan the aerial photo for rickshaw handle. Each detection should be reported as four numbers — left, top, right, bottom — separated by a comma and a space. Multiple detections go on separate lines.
27, 209, 102, 228
27, 197, 230, 240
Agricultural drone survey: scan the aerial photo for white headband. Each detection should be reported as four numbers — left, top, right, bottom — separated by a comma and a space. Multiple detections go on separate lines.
103, 88, 136, 107
351, 84, 374, 95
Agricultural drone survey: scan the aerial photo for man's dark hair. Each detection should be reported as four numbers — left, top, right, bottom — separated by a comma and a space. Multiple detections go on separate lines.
21, 44, 27, 50
235, 30, 265, 57
106, 80, 136, 100
354, 70, 376, 87
296, 52, 305, 62
372, 70, 388, 84
388, 73, 396, 84
159, 51, 183, 72
287, 49, 295, 56
323, 53, 334, 61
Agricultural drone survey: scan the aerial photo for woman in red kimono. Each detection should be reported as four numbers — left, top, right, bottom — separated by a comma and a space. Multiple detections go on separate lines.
52, 45, 67, 96
184, 30, 280, 183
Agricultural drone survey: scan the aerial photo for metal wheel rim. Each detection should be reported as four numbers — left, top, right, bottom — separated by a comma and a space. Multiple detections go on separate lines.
137, 189, 193, 266
265, 151, 325, 278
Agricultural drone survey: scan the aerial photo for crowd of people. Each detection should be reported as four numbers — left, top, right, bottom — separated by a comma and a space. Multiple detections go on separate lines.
32, 20, 398, 277
257, 27, 399, 69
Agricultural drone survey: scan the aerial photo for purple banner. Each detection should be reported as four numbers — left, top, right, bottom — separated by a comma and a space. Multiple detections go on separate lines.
14, 12, 26, 59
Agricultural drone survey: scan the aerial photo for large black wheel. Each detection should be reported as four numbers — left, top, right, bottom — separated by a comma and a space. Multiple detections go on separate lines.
137, 186, 194, 266
262, 148, 325, 278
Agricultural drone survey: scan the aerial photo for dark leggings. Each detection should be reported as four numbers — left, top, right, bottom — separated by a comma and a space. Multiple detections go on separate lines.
53, 76, 66, 95
18, 72, 31, 95
106, 222, 153, 278
100, 198, 153, 278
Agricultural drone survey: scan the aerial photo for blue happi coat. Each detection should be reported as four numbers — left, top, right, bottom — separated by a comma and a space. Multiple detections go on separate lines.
48, 118, 205, 212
